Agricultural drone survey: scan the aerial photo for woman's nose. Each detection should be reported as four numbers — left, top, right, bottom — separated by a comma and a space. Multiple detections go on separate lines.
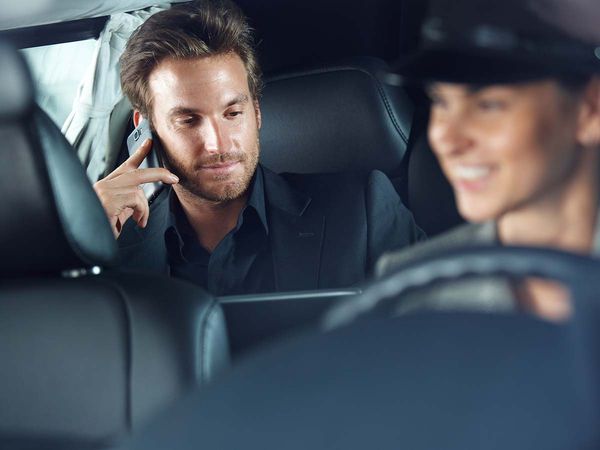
428, 113, 474, 158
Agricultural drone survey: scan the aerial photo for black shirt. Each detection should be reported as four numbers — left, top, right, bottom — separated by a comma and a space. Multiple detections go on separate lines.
165, 170, 275, 296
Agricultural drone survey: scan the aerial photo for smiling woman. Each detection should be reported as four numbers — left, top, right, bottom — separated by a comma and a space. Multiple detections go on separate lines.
377, 0, 600, 320
427, 79, 597, 234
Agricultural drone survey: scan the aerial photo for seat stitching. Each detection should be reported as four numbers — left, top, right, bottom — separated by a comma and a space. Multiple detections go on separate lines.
266, 66, 409, 144
89, 276, 134, 432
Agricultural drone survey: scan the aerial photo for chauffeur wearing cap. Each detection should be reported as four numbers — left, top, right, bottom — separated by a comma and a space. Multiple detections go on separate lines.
375, 0, 600, 321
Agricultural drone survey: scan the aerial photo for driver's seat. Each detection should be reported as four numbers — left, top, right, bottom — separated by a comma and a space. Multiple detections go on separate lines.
0, 42, 229, 448
123, 247, 600, 450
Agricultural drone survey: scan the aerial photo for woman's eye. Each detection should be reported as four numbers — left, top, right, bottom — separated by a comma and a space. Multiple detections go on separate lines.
477, 99, 506, 111
429, 95, 448, 109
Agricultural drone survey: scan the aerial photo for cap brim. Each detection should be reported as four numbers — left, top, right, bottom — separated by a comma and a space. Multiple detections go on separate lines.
395, 47, 597, 85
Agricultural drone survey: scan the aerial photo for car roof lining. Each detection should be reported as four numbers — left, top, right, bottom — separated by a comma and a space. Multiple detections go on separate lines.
0, 17, 108, 49
0, 0, 191, 31
2, 0, 428, 72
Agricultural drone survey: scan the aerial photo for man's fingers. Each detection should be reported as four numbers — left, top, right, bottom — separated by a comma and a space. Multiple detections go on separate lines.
95, 170, 158, 237
139, 188, 150, 227
94, 185, 140, 215
117, 208, 134, 228
105, 138, 154, 180
131, 188, 150, 227
97, 185, 142, 197
109, 167, 179, 186
111, 207, 133, 238
100, 190, 148, 223
117, 191, 148, 213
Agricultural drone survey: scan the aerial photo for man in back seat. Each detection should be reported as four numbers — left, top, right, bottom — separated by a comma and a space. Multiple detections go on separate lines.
93, 0, 424, 296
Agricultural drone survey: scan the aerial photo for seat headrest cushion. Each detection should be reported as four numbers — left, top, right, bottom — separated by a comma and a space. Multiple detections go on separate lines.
259, 59, 414, 175
0, 106, 117, 276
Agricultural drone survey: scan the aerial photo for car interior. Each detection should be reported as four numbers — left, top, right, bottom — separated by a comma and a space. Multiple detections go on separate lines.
1, 0, 599, 448
0, 41, 229, 447
126, 246, 600, 450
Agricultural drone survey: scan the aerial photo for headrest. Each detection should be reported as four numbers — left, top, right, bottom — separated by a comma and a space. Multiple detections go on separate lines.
259, 58, 414, 176
0, 44, 117, 277
0, 41, 34, 120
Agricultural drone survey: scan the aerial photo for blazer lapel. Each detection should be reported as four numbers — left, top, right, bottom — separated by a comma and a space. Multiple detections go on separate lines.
262, 167, 325, 291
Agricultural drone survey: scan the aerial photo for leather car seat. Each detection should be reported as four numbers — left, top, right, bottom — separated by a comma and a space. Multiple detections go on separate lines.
122, 247, 600, 450
259, 58, 414, 193
0, 41, 229, 448
259, 57, 462, 236
405, 98, 464, 236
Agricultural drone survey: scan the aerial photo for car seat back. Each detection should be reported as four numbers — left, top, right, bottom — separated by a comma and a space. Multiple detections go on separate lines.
0, 41, 229, 447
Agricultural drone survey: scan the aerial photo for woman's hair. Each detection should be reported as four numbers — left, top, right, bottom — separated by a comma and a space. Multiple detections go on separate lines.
556, 74, 594, 93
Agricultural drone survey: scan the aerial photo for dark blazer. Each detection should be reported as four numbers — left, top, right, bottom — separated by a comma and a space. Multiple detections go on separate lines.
117, 165, 424, 292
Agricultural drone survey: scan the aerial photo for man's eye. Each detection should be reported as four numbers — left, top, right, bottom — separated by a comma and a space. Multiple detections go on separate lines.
177, 117, 197, 126
227, 111, 243, 118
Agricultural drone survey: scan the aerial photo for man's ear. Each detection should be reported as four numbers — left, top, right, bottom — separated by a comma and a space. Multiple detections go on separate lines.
133, 110, 145, 128
254, 100, 262, 130
576, 77, 600, 148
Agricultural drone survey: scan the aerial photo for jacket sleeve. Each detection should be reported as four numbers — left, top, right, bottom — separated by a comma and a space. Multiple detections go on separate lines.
365, 170, 426, 275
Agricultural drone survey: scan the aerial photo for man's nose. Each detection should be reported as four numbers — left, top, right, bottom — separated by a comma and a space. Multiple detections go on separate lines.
202, 119, 229, 154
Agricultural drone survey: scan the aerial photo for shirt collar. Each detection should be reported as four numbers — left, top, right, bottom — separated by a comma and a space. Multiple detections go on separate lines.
164, 167, 269, 261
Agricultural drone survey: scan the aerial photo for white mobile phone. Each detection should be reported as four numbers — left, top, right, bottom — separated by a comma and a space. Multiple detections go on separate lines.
126, 120, 164, 202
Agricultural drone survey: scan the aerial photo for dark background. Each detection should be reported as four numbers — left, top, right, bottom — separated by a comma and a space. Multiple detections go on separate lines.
0, 0, 430, 73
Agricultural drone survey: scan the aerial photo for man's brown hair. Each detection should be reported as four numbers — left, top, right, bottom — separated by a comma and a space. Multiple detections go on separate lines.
120, 0, 262, 122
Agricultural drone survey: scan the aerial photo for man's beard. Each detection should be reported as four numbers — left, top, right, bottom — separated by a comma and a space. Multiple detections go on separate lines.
160, 139, 260, 203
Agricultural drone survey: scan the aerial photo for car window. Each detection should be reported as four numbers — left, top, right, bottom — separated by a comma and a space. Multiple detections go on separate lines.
19, 7, 166, 182
21, 39, 96, 128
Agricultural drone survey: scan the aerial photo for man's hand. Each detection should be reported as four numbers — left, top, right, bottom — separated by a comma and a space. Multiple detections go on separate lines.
93, 138, 179, 238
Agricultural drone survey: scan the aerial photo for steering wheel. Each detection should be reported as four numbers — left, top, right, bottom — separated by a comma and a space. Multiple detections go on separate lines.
125, 245, 600, 450
324, 244, 600, 329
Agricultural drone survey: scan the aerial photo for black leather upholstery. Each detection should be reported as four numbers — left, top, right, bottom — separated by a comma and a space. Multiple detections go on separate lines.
0, 105, 117, 276
407, 132, 463, 236
115, 58, 414, 180
259, 58, 414, 177
124, 312, 600, 450
123, 247, 600, 450
0, 273, 229, 442
258, 58, 463, 236
0, 42, 230, 445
